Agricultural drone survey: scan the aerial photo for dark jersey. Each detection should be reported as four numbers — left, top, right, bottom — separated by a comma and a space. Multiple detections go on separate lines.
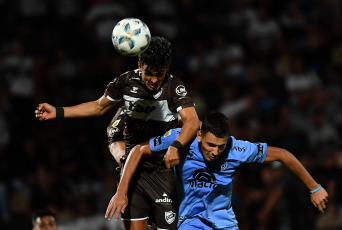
105, 69, 194, 168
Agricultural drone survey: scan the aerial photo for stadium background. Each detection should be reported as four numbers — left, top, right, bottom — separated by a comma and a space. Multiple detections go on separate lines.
0, 0, 341, 229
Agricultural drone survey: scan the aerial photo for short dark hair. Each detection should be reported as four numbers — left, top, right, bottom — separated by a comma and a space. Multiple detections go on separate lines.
201, 112, 231, 138
32, 209, 56, 225
138, 36, 173, 71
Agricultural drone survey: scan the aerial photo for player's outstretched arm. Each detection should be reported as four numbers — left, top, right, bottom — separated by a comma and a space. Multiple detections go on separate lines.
164, 107, 200, 168
105, 141, 151, 221
264, 146, 328, 213
35, 95, 117, 121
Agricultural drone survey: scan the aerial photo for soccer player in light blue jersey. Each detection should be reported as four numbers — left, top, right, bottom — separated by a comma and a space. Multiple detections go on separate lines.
106, 112, 328, 230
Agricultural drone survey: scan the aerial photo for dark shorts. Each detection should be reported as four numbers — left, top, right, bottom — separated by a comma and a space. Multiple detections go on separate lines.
121, 169, 178, 229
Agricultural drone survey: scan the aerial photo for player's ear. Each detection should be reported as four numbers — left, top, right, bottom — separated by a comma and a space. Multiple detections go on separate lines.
197, 131, 202, 143
138, 61, 141, 71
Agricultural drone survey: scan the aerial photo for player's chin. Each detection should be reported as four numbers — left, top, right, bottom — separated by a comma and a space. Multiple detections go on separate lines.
147, 85, 159, 91
206, 156, 216, 162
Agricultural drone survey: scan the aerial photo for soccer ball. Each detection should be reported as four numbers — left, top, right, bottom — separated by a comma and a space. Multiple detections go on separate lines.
112, 18, 151, 56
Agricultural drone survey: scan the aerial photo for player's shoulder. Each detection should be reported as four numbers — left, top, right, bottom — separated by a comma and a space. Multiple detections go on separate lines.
164, 73, 189, 96
122, 69, 141, 81
109, 69, 142, 87
229, 136, 252, 153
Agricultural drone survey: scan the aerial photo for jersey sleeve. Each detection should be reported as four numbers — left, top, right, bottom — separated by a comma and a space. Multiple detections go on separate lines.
104, 73, 127, 102
149, 128, 181, 156
232, 139, 267, 163
169, 77, 195, 112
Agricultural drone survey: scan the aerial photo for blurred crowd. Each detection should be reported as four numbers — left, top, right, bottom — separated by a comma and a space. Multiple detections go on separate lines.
0, 0, 342, 229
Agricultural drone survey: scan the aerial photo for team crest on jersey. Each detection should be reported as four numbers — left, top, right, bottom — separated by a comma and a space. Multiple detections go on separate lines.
164, 129, 172, 137
220, 161, 229, 171
165, 211, 176, 224
175, 85, 187, 97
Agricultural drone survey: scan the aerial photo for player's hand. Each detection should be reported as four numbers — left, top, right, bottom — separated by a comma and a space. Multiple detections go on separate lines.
105, 192, 128, 221
35, 103, 56, 121
310, 186, 328, 213
163, 146, 180, 168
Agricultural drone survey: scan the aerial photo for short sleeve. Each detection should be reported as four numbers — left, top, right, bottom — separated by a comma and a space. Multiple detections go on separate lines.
245, 142, 267, 163
149, 128, 181, 155
104, 74, 127, 102
169, 77, 194, 112
231, 139, 267, 163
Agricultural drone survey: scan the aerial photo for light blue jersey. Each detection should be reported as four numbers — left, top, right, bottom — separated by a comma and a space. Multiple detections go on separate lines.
150, 128, 268, 230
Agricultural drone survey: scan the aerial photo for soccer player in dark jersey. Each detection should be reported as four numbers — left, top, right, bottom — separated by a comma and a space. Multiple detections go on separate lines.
32, 209, 58, 230
35, 37, 200, 230
105, 112, 328, 230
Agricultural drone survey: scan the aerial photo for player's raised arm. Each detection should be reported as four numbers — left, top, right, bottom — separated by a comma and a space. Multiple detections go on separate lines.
264, 146, 328, 213
105, 141, 152, 221
163, 107, 200, 168
35, 95, 117, 121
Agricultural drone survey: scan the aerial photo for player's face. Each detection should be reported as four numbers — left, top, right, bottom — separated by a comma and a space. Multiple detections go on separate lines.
197, 131, 228, 162
139, 62, 167, 91
33, 216, 58, 230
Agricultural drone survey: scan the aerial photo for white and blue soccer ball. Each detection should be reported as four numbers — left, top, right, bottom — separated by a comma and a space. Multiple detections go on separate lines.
112, 18, 151, 56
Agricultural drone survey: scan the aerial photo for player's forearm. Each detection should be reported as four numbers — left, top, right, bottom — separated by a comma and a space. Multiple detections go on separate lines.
64, 100, 112, 118
116, 145, 145, 194
276, 148, 319, 191
176, 117, 200, 146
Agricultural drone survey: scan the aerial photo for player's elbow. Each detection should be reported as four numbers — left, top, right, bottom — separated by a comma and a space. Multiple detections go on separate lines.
265, 146, 289, 162
131, 142, 151, 158
93, 99, 113, 116
275, 148, 294, 164
95, 104, 110, 116
97, 109, 107, 116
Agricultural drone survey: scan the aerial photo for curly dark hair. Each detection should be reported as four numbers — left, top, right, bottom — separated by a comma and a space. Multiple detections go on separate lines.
138, 36, 173, 71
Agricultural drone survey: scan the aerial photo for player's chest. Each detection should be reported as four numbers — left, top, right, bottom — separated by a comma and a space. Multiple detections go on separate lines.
123, 81, 169, 100
182, 159, 238, 190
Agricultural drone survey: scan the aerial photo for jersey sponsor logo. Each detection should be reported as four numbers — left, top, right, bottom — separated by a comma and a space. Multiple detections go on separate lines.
233, 146, 245, 152
155, 192, 173, 203
130, 86, 138, 93
154, 136, 161, 146
127, 101, 156, 114
175, 85, 187, 97
123, 95, 178, 121
189, 168, 217, 189
165, 211, 176, 224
